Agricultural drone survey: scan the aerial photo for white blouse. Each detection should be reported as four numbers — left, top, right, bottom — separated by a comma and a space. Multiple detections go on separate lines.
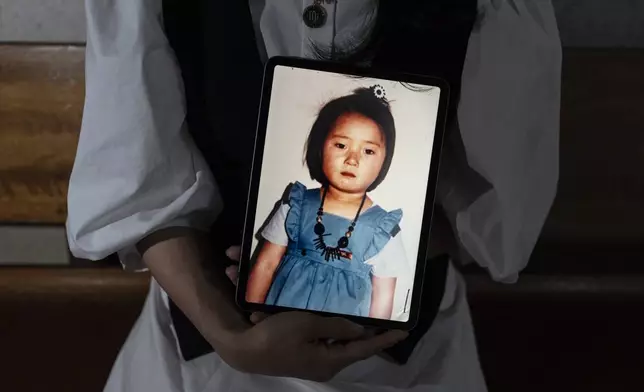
71, 1, 562, 391
67, 0, 561, 284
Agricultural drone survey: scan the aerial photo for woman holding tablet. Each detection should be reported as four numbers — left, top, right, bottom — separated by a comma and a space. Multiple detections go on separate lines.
66, 0, 561, 391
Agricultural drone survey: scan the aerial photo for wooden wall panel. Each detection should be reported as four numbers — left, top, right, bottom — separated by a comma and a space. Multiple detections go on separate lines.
0, 45, 84, 223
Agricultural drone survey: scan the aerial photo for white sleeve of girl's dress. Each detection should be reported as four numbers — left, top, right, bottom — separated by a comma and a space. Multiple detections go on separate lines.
366, 234, 410, 279
367, 235, 413, 322
441, 0, 562, 282
260, 204, 290, 247
66, 0, 221, 269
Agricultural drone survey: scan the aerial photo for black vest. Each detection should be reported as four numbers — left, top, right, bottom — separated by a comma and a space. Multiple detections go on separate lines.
161, 0, 476, 364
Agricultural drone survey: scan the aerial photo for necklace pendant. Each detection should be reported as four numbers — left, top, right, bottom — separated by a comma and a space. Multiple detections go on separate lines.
303, 3, 327, 28
314, 222, 326, 235
316, 243, 352, 262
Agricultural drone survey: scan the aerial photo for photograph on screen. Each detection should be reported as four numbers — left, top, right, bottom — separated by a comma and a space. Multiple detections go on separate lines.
244, 66, 441, 322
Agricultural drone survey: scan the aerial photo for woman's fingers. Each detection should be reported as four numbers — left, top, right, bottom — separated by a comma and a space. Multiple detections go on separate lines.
225, 265, 239, 285
304, 316, 366, 341
330, 330, 408, 364
297, 313, 407, 367
250, 312, 270, 324
225, 246, 241, 261
224, 246, 241, 285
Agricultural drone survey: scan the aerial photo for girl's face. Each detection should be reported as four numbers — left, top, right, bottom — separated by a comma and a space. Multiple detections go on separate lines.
322, 112, 386, 194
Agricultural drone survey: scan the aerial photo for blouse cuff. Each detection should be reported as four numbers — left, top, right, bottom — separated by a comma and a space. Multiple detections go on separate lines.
118, 216, 214, 272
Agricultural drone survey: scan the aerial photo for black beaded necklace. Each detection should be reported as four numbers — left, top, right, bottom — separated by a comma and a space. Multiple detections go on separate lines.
313, 186, 367, 261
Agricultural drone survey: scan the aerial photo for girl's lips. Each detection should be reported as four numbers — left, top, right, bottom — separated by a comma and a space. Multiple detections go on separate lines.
341, 172, 356, 178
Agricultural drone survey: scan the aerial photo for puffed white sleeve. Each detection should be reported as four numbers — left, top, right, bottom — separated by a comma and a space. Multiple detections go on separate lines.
66, 0, 221, 269
441, 0, 562, 282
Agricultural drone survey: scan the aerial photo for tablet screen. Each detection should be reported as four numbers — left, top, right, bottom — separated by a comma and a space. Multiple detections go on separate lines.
243, 63, 443, 323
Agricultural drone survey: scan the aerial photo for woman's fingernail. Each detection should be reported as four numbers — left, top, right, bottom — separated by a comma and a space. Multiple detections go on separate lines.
226, 246, 241, 259
383, 333, 408, 348
392, 331, 409, 342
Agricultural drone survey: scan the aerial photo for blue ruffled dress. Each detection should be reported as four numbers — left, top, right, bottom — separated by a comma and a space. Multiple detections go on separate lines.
265, 182, 402, 317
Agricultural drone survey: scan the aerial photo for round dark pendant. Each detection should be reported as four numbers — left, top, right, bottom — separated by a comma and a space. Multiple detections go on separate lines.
337, 236, 349, 249
314, 222, 326, 235
303, 5, 327, 28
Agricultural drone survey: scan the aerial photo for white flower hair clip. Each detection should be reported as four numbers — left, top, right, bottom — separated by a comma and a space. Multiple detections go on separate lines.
371, 84, 387, 101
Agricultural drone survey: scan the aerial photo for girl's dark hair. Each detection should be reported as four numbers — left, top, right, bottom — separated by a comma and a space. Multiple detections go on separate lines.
304, 88, 396, 191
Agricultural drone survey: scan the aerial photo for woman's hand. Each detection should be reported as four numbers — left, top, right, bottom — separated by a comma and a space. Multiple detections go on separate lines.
221, 246, 408, 381
141, 234, 406, 382
220, 311, 406, 381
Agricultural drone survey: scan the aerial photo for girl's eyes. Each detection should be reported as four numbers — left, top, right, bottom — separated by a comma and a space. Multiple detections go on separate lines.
333, 143, 377, 155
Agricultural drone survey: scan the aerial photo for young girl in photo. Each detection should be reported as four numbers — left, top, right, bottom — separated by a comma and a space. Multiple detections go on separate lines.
247, 85, 408, 320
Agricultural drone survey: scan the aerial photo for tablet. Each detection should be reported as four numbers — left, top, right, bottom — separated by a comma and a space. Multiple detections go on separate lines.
236, 56, 449, 330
